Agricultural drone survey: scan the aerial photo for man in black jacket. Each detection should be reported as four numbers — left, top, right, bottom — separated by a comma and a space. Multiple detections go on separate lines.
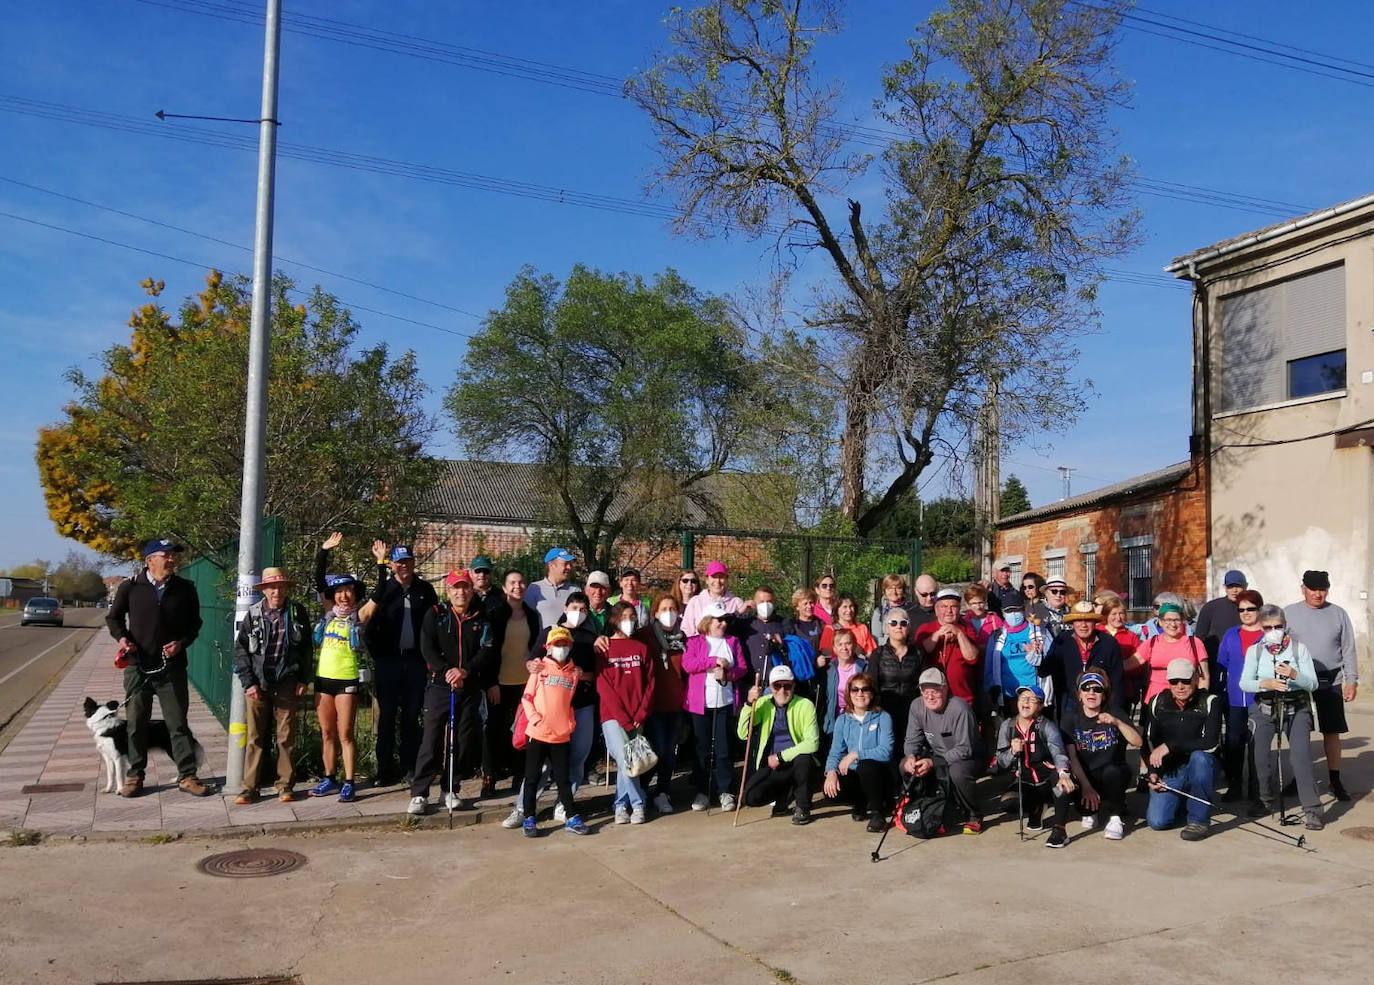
367, 541, 439, 785
1145, 658, 1223, 840
408, 569, 494, 814
105, 539, 209, 798
1044, 603, 1124, 722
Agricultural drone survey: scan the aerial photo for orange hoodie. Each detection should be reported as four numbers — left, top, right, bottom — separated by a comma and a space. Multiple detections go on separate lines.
522, 657, 579, 744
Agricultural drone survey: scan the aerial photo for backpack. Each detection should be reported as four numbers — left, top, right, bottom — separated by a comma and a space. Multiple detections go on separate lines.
896, 774, 946, 839
783, 634, 816, 682
512, 703, 530, 751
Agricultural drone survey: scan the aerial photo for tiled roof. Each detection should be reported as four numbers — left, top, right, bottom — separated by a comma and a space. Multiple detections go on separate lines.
1168, 190, 1374, 271
997, 460, 1194, 527
421, 459, 727, 526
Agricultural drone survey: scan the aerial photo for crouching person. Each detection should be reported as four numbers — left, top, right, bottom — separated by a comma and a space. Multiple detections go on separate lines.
995, 684, 1076, 848
518, 627, 588, 837
738, 665, 821, 824
901, 668, 987, 834
822, 672, 893, 832
1145, 658, 1223, 840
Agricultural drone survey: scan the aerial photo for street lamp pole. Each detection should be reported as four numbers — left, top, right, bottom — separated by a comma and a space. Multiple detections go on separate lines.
227, 0, 283, 794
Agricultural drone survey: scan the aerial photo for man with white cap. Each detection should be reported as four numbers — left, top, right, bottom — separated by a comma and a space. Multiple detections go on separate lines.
916, 588, 980, 706
526, 547, 581, 630
738, 664, 821, 824
1144, 657, 1223, 840
901, 667, 986, 834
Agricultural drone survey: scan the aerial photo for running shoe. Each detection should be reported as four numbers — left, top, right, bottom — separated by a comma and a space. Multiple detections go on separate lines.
522, 817, 538, 838
719, 793, 736, 812
691, 793, 709, 812
630, 806, 646, 824
407, 796, 428, 816
337, 780, 356, 803
309, 777, 340, 798
501, 807, 525, 829
614, 806, 631, 824
1104, 816, 1125, 840
962, 819, 984, 836
1080, 814, 1096, 832
565, 815, 590, 835
654, 793, 674, 814
1046, 826, 1068, 849
553, 802, 567, 823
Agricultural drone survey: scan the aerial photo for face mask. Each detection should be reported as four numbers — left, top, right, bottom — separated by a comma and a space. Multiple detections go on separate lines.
1263, 628, 1284, 647
564, 609, 585, 628
756, 601, 774, 621
657, 610, 678, 628
549, 646, 572, 663
618, 619, 636, 637
1005, 612, 1025, 628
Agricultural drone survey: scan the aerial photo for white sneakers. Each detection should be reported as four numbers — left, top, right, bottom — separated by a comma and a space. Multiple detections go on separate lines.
630, 806, 646, 824
614, 806, 631, 824
1104, 815, 1125, 841
1081, 814, 1096, 831
719, 793, 736, 812
691, 793, 709, 812
553, 802, 568, 824
501, 807, 525, 829
443, 792, 461, 811
654, 793, 674, 814
406, 796, 427, 816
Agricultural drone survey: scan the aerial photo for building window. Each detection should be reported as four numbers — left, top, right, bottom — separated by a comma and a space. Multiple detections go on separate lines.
1082, 552, 1098, 600
1218, 263, 1346, 412
1126, 544, 1152, 610
1289, 349, 1347, 400
1045, 556, 1065, 582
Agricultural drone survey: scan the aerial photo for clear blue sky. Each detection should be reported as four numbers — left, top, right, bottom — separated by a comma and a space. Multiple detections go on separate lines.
2, 0, 1371, 570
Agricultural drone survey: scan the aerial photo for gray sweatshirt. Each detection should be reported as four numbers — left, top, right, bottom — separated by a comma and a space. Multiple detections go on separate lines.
1283, 601, 1357, 685
903, 695, 983, 764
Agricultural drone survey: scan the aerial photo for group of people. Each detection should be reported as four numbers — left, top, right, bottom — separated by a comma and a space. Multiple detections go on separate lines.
105, 536, 1360, 849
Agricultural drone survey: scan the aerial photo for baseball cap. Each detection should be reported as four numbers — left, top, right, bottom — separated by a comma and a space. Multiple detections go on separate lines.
544, 547, 575, 564
619, 567, 640, 580
586, 570, 611, 588
1303, 570, 1331, 590
995, 560, 1012, 571
1015, 684, 1045, 701
934, 588, 961, 602
918, 667, 947, 688
1078, 671, 1107, 690
1222, 569, 1247, 587
142, 538, 183, 558
768, 664, 795, 685
470, 555, 493, 572
445, 569, 474, 588
389, 545, 414, 563
704, 561, 729, 578
323, 573, 364, 598
1165, 658, 1196, 682
546, 626, 573, 647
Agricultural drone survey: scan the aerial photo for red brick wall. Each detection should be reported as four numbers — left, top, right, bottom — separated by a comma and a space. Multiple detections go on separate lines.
994, 459, 1208, 611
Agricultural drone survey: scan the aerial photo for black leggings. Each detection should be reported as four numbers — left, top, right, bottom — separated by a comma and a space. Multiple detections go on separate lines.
835, 759, 893, 814
523, 739, 575, 818
1015, 771, 1069, 827
1080, 761, 1129, 818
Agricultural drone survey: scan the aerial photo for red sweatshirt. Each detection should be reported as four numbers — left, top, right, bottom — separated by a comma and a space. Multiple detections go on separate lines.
597, 637, 655, 730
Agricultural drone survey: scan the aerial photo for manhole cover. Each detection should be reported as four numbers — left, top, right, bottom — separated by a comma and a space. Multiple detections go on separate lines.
20, 782, 86, 794
1341, 826, 1374, 843
196, 848, 307, 878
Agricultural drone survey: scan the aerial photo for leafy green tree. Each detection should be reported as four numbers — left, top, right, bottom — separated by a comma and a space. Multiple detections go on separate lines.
37, 271, 438, 581
446, 265, 816, 571
1, 561, 51, 582
628, 0, 1137, 535
49, 551, 106, 602
1000, 474, 1032, 518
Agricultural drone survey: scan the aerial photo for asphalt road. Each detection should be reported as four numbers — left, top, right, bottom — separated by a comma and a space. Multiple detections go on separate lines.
0, 607, 102, 751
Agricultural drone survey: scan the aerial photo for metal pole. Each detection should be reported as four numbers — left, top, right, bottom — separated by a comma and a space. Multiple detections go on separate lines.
227, 0, 283, 793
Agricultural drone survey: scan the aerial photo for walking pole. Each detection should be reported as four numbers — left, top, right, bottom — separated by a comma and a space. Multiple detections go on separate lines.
871, 769, 917, 863
1273, 699, 1302, 828
1157, 781, 1214, 807
733, 675, 760, 827
445, 688, 459, 824
1016, 762, 1024, 842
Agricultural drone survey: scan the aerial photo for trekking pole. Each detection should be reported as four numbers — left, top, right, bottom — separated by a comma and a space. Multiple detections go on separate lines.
1273, 700, 1302, 827
733, 675, 760, 828
1157, 782, 1213, 807
705, 703, 718, 817
1016, 762, 1024, 842
445, 688, 459, 824
871, 769, 918, 862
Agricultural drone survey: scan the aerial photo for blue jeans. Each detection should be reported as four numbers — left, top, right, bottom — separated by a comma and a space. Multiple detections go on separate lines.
1147, 750, 1215, 829
602, 721, 647, 809
643, 710, 682, 796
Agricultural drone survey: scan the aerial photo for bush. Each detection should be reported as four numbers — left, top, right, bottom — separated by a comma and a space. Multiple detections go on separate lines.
926, 550, 975, 584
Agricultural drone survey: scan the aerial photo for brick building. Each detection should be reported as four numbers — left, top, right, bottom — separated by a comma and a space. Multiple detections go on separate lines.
993, 455, 1208, 615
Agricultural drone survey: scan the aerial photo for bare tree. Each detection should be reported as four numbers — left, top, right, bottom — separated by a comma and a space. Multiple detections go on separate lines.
628, 0, 1139, 535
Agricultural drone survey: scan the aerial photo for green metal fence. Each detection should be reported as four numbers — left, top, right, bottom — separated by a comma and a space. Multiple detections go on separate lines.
183, 517, 283, 728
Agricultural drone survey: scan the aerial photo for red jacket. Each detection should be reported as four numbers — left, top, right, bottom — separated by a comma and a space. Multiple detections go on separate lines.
597, 637, 655, 729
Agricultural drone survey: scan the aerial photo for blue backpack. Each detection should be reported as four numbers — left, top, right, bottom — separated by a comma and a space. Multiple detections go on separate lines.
782, 634, 816, 682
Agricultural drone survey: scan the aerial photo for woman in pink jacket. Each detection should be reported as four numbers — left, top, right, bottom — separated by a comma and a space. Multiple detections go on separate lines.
682, 610, 749, 812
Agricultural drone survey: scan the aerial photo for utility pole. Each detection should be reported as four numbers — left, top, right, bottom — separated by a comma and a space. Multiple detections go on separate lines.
227, 0, 283, 794
1057, 466, 1074, 500
972, 379, 1000, 581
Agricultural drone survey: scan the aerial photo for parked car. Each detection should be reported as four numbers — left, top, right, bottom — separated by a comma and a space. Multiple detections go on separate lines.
21, 597, 63, 627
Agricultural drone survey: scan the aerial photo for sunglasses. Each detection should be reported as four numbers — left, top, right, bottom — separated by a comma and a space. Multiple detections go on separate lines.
771, 682, 794, 691
1167, 678, 1193, 685
680, 578, 698, 584
848, 686, 873, 694
887, 619, 909, 627
1047, 589, 1067, 595
916, 591, 936, 598
1237, 606, 1258, 613
1079, 685, 1105, 694
818, 582, 835, 589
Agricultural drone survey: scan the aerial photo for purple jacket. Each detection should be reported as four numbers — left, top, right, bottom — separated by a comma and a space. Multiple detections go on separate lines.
681, 633, 749, 715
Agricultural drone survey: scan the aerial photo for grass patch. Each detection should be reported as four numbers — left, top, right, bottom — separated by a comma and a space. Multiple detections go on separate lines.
770, 970, 796, 983
397, 814, 422, 830
142, 832, 178, 845
3, 829, 41, 847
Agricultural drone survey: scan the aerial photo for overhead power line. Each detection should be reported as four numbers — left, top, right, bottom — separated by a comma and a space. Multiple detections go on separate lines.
131, 0, 1315, 219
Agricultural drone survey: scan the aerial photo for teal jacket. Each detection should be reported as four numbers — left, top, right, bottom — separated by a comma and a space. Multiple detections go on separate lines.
737, 695, 820, 768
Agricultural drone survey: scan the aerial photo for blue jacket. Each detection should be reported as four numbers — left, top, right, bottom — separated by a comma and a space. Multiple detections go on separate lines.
821, 657, 868, 735
1216, 625, 1258, 709
825, 709, 893, 772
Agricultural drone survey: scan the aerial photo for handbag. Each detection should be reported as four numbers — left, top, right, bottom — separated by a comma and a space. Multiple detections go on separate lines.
512, 704, 530, 750
622, 729, 659, 778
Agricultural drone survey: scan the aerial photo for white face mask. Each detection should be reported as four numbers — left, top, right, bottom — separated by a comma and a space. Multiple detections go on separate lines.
618, 619, 636, 637
564, 609, 586, 628
1263, 628, 1285, 647
756, 601, 774, 621
657, 610, 678, 628
1005, 611, 1026, 628
549, 646, 572, 663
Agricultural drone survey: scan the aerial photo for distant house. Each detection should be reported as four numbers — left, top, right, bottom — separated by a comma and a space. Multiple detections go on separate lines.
1167, 190, 1374, 672
0, 577, 44, 605
994, 457, 1207, 614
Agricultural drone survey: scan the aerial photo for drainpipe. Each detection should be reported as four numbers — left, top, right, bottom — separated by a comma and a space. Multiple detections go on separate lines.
1184, 260, 1215, 594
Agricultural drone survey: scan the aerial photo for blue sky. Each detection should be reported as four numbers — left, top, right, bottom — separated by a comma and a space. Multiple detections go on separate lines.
2, 0, 1372, 570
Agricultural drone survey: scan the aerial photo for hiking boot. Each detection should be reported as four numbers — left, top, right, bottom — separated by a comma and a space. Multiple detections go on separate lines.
119, 775, 144, 798
719, 793, 736, 812
565, 815, 589, 835
866, 815, 887, 834
614, 805, 631, 825
407, 796, 428, 816
1180, 822, 1210, 841
962, 819, 984, 836
630, 806, 646, 825
1304, 810, 1325, 831
501, 806, 525, 829
178, 775, 212, 797
653, 793, 674, 814
691, 793, 709, 812
1330, 777, 1352, 802
234, 790, 259, 806
338, 781, 357, 803
791, 807, 812, 826
522, 817, 538, 838
309, 777, 340, 798
1104, 816, 1125, 841
1046, 825, 1068, 849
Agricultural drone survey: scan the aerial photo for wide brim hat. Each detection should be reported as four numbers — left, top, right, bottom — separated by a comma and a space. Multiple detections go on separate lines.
1062, 601, 1099, 623
254, 567, 295, 590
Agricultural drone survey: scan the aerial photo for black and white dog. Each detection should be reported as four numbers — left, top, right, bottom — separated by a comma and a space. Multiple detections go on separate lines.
83, 697, 207, 793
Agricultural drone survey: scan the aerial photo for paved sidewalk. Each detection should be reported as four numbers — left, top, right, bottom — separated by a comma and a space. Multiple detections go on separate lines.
0, 631, 477, 835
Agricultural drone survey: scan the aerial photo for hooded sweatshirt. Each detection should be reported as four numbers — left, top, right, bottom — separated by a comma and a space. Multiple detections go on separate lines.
597, 636, 655, 730
522, 656, 579, 744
